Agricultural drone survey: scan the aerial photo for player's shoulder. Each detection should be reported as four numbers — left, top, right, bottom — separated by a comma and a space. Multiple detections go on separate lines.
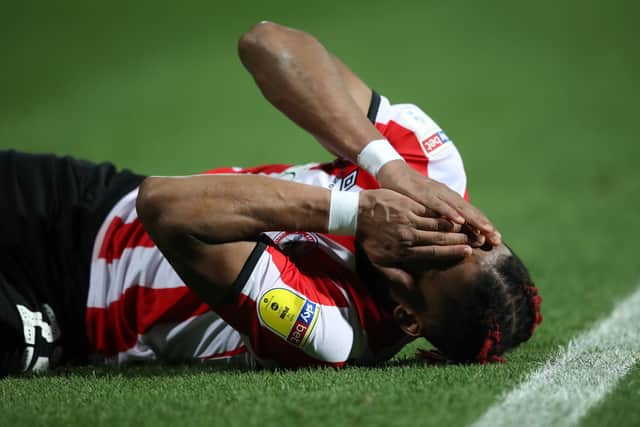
373, 93, 455, 159
367, 92, 468, 197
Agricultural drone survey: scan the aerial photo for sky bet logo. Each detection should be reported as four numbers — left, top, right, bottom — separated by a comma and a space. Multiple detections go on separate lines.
422, 130, 450, 154
257, 288, 318, 347
286, 300, 317, 346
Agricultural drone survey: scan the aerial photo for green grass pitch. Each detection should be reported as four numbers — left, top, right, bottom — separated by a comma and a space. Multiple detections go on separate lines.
1, 1, 640, 426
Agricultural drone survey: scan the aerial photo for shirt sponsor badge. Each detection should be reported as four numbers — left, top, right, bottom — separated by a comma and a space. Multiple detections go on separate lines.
421, 130, 451, 154
258, 288, 318, 346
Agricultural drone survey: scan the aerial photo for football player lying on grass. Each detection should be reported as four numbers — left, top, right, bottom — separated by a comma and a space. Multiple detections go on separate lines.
0, 22, 541, 376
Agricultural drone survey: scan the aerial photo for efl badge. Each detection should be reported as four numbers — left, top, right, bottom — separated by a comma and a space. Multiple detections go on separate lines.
258, 288, 318, 346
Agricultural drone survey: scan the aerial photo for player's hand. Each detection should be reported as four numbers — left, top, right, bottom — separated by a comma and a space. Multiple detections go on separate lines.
376, 160, 502, 246
356, 189, 477, 269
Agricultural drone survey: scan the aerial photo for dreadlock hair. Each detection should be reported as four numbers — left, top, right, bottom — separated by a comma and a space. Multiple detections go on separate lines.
418, 247, 542, 364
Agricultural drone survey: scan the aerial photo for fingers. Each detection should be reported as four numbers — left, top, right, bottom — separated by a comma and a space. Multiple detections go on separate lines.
469, 233, 486, 247
411, 204, 500, 246
425, 195, 465, 225
378, 169, 499, 239
410, 217, 484, 247
404, 197, 428, 216
396, 193, 429, 217
377, 188, 427, 216
439, 191, 497, 238
411, 216, 461, 232
460, 223, 491, 247
422, 186, 498, 242
433, 188, 502, 246
411, 230, 470, 246
405, 244, 472, 261
460, 219, 501, 246
491, 231, 502, 246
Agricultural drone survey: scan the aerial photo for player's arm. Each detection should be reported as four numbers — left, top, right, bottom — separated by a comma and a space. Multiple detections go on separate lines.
237, 21, 499, 244
136, 174, 470, 307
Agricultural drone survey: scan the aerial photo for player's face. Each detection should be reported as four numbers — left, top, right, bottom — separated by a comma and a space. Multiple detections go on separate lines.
415, 244, 511, 345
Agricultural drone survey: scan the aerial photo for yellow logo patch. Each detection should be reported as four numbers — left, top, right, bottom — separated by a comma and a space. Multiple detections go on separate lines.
258, 288, 318, 346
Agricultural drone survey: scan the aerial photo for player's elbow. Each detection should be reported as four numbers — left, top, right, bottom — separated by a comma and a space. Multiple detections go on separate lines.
238, 21, 288, 65
136, 177, 171, 232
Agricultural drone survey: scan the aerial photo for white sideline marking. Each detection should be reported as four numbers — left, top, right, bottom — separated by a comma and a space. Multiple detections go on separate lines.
470, 286, 640, 427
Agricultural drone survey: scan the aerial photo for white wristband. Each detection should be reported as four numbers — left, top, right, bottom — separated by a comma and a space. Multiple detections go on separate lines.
327, 190, 359, 235
357, 139, 404, 177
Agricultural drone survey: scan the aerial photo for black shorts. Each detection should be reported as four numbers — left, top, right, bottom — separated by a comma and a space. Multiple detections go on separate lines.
0, 150, 143, 376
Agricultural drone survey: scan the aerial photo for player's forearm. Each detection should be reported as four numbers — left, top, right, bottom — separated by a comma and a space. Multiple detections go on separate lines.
137, 174, 331, 245
237, 21, 381, 162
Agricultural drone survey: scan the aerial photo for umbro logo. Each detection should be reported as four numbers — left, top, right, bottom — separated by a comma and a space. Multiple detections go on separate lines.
340, 169, 358, 191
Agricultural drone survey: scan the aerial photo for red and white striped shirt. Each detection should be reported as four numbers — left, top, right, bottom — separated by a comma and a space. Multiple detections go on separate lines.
86, 94, 469, 368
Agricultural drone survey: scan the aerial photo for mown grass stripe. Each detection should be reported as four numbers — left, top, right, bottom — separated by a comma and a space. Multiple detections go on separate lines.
471, 286, 640, 427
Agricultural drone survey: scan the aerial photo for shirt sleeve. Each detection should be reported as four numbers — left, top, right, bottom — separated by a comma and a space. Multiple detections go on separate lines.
370, 92, 469, 199
212, 242, 357, 369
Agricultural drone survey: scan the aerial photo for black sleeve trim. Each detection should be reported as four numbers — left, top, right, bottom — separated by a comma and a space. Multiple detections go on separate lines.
224, 240, 267, 302
367, 90, 381, 124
